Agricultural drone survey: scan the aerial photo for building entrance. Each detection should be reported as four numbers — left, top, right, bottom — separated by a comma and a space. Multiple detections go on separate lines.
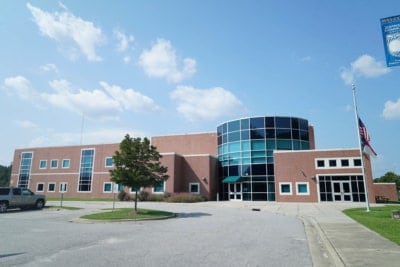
229, 183, 242, 200
332, 181, 352, 202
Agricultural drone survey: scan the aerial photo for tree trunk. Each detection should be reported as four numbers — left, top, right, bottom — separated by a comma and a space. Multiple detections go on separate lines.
134, 189, 138, 211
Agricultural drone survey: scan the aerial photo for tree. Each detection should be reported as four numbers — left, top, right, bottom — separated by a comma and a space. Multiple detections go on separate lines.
0, 165, 12, 187
109, 134, 168, 211
374, 171, 400, 191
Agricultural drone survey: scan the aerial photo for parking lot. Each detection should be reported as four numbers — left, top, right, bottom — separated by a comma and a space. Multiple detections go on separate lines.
0, 201, 312, 267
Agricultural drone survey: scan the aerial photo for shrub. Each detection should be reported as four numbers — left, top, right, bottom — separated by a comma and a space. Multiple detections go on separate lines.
117, 190, 131, 201
147, 194, 165, 202
167, 193, 208, 203
138, 191, 149, 201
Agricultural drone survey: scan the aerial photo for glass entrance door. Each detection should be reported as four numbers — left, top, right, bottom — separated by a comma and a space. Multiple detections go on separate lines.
332, 181, 352, 201
229, 183, 242, 201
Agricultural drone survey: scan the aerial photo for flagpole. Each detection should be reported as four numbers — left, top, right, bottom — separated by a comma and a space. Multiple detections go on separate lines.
352, 84, 371, 212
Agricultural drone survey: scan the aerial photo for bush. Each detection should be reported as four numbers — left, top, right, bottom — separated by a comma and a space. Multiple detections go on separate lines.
167, 193, 208, 203
117, 190, 131, 201
146, 194, 165, 202
138, 191, 149, 201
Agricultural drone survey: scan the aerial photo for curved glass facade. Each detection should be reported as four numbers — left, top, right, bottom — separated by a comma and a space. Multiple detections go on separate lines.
217, 116, 310, 201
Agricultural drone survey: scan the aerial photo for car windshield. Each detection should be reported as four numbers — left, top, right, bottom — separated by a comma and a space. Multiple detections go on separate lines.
0, 188, 10, 195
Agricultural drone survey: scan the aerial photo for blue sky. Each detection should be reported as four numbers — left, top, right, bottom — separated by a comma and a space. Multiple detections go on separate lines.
1, 1, 399, 177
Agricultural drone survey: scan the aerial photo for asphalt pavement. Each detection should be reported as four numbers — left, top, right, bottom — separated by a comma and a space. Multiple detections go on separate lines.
1, 200, 399, 267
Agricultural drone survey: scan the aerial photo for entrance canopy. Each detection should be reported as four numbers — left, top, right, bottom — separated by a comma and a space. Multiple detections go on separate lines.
222, 176, 242, 183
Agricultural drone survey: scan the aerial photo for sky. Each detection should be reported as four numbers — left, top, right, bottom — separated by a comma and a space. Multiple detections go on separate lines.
1, 0, 400, 177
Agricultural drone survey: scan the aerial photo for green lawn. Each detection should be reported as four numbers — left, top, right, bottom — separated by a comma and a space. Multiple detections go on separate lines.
80, 208, 174, 221
343, 205, 400, 245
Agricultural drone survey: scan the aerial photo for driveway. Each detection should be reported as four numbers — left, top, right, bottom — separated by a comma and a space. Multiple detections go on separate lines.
0, 201, 311, 267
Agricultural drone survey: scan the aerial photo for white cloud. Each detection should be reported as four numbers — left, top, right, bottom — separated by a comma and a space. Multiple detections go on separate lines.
99, 81, 160, 112
123, 55, 131, 63
40, 63, 59, 73
3, 76, 37, 100
27, 3, 105, 61
44, 79, 122, 120
3, 76, 160, 121
114, 30, 134, 52
382, 98, 400, 119
170, 86, 244, 121
340, 54, 390, 85
139, 38, 196, 83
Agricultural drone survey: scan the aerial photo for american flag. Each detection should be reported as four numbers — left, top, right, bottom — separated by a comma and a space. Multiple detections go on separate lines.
358, 117, 377, 156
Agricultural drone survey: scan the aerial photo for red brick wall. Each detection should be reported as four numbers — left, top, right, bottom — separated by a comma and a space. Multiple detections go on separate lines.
373, 183, 399, 201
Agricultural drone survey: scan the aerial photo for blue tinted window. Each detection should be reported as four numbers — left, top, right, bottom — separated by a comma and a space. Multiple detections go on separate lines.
265, 117, 275, 128
228, 131, 240, 142
265, 129, 275, 139
241, 119, 249, 130
291, 118, 299, 129
251, 129, 265, 139
276, 117, 291, 128
299, 119, 308, 131
228, 142, 240, 152
277, 140, 292, 150
250, 117, 264, 129
300, 130, 309, 141
266, 140, 276, 149
252, 157, 266, 164
241, 141, 250, 151
241, 130, 250, 140
292, 129, 300, 139
276, 129, 291, 139
251, 140, 265, 150
301, 141, 310, 150
217, 125, 223, 136
228, 120, 240, 132
251, 151, 266, 157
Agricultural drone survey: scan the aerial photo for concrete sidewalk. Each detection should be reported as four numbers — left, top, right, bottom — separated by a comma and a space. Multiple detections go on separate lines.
230, 202, 400, 267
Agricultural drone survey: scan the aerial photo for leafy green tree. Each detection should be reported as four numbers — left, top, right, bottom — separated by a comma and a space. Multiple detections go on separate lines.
109, 134, 168, 211
374, 171, 400, 191
0, 165, 12, 186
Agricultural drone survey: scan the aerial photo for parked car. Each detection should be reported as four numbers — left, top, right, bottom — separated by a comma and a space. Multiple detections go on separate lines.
0, 187, 46, 213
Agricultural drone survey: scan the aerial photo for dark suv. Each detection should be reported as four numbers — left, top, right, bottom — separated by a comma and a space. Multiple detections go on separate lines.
0, 187, 46, 213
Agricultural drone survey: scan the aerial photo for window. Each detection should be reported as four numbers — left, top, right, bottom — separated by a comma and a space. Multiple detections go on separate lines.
37, 183, 44, 192
329, 160, 337, 167
279, 182, 292, 195
317, 160, 325, 168
62, 159, 70, 168
78, 149, 94, 192
189, 183, 200, 194
341, 159, 349, 167
103, 182, 112, 193
59, 182, 67, 192
153, 181, 164, 193
105, 157, 114, 167
48, 183, 56, 192
39, 160, 47, 169
354, 159, 362, 166
51, 159, 58, 169
130, 186, 140, 193
296, 182, 309, 195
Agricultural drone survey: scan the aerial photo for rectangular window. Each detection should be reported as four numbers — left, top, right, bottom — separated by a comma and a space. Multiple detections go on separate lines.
329, 160, 337, 167
18, 152, 33, 189
78, 149, 94, 192
36, 183, 44, 192
103, 182, 112, 193
279, 182, 292, 195
51, 159, 58, 169
317, 160, 325, 168
189, 183, 200, 194
341, 159, 349, 167
59, 182, 67, 192
296, 182, 309, 195
105, 157, 114, 167
153, 181, 164, 193
62, 159, 70, 168
39, 160, 47, 169
48, 183, 56, 192
130, 186, 140, 193
354, 159, 362, 166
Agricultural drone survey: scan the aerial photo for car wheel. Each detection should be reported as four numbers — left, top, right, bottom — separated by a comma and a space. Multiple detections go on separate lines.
35, 200, 44, 209
0, 201, 8, 213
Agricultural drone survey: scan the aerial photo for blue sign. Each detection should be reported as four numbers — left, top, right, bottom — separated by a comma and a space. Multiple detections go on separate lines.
381, 15, 400, 67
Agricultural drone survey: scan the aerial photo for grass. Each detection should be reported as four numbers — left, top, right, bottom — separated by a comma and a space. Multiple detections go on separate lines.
343, 205, 400, 245
80, 208, 174, 221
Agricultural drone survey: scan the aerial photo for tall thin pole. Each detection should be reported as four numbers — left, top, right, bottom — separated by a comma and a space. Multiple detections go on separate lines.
352, 84, 371, 212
